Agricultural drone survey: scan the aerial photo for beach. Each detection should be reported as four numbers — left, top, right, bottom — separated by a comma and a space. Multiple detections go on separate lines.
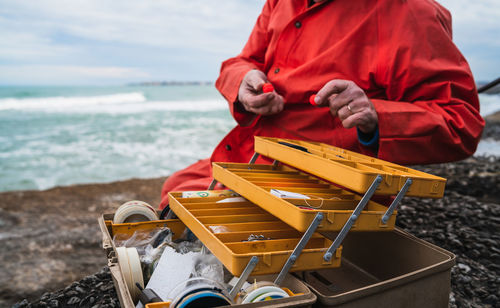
2, 111, 498, 308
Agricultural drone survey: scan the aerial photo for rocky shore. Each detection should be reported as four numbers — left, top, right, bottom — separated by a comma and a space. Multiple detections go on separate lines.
4, 113, 500, 308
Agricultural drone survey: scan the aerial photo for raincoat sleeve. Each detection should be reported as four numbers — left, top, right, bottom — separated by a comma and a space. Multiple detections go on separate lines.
373, 2, 484, 164
215, 0, 276, 126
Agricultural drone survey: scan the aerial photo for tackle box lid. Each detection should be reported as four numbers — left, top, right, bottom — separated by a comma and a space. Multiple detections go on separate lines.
254, 137, 446, 198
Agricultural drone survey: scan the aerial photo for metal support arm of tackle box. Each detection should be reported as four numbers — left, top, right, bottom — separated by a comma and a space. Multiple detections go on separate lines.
274, 212, 324, 285
381, 178, 412, 224
323, 176, 413, 261
229, 256, 259, 299
323, 175, 382, 261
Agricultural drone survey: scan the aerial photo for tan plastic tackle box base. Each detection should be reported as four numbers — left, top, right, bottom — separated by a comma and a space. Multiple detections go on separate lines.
98, 213, 317, 308
297, 228, 455, 308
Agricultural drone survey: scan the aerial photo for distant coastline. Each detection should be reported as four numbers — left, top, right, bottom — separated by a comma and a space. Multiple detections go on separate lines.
127, 81, 213, 86
125, 80, 500, 94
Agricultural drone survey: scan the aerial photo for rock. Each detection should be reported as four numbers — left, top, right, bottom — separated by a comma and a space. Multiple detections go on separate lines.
12, 299, 29, 308
100, 284, 114, 292
67, 296, 81, 305
65, 290, 78, 297
484, 294, 498, 305
458, 263, 471, 273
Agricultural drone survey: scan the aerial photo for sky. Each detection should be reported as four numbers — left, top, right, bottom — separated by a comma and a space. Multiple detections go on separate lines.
0, 0, 498, 85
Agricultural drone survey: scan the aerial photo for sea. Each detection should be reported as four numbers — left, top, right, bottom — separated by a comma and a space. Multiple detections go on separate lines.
0, 85, 499, 193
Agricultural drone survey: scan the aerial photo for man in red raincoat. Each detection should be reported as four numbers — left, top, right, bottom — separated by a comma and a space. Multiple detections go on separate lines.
160, 0, 484, 209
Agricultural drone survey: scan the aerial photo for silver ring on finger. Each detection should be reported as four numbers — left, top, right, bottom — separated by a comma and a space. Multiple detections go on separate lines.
347, 104, 353, 113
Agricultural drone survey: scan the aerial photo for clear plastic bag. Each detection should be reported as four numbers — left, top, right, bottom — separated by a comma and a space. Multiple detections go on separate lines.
113, 227, 210, 284
114, 227, 174, 283
113, 227, 172, 253
190, 251, 225, 285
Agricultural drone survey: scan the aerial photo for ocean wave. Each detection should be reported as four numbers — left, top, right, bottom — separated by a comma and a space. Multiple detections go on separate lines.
0, 92, 228, 113
0, 92, 146, 111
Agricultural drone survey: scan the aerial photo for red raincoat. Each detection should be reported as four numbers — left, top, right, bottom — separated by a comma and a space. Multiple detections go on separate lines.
160, 0, 484, 209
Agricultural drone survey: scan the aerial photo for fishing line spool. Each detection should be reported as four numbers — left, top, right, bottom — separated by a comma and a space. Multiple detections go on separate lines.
116, 247, 144, 302
236, 280, 289, 304
113, 200, 159, 224
168, 277, 232, 308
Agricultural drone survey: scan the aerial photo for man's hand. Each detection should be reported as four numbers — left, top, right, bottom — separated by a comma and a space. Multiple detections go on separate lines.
313, 79, 378, 133
237, 70, 284, 116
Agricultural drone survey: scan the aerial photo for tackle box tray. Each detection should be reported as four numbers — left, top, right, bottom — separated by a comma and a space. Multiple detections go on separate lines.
254, 137, 446, 198
167, 193, 342, 276
212, 162, 396, 232
98, 213, 318, 308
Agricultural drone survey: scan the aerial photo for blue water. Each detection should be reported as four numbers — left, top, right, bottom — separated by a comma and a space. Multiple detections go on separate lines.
0, 85, 235, 192
0, 86, 499, 192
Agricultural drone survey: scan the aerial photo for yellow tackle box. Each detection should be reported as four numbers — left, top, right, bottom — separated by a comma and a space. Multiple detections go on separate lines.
98, 136, 452, 307
254, 137, 446, 197
211, 163, 396, 232
168, 193, 342, 276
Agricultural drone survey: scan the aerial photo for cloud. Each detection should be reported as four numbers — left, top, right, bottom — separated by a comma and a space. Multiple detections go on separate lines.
439, 0, 500, 45
0, 0, 498, 83
438, 0, 500, 80
0, 1, 264, 59
0, 0, 265, 84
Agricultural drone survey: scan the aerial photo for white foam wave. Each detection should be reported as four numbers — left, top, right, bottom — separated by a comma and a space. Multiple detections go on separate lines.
0, 92, 146, 111
0, 92, 228, 113
137, 99, 227, 112
70, 99, 228, 114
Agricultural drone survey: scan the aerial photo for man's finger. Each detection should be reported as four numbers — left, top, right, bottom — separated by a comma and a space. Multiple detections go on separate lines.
247, 95, 284, 115
314, 79, 352, 106
247, 71, 267, 92
336, 104, 352, 121
243, 92, 274, 109
329, 83, 366, 115
341, 112, 365, 129
329, 94, 353, 117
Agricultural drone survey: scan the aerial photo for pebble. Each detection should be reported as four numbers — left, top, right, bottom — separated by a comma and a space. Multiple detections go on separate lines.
485, 294, 498, 305
65, 290, 78, 297
75, 286, 86, 294
67, 297, 81, 305
458, 263, 471, 273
